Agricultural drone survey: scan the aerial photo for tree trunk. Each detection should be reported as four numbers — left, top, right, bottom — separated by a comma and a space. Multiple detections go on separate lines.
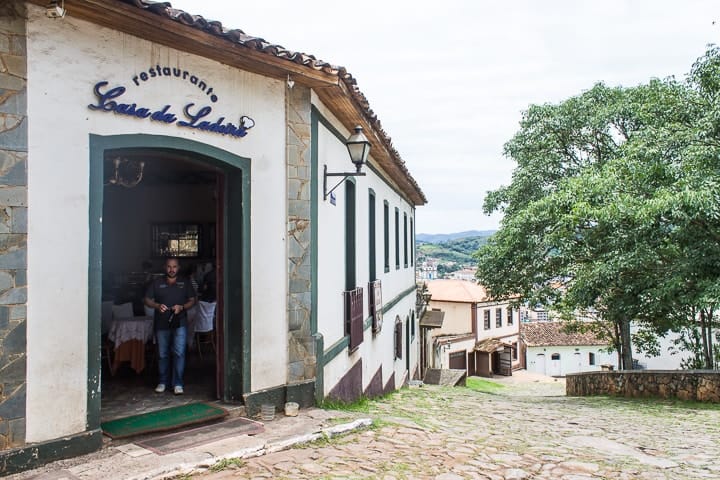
620, 318, 633, 370
613, 320, 622, 368
708, 307, 715, 369
700, 309, 711, 369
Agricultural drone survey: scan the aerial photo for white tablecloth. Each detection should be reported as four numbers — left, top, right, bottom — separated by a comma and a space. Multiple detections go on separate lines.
108, 316, 153, 348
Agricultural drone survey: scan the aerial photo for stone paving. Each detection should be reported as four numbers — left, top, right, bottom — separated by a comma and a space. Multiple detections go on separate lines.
188, 372, 720, 480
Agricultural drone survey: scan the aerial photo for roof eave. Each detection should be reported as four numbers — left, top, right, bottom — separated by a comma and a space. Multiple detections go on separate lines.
39, 0, 427, 206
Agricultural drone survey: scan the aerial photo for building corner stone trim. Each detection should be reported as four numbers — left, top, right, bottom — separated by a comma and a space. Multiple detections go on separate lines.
286, 86, 316, 384
0, 0, 28, 453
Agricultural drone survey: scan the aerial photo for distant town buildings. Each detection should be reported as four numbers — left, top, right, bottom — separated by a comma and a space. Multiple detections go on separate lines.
417, 261, 438, 281
448, 268, 477, 282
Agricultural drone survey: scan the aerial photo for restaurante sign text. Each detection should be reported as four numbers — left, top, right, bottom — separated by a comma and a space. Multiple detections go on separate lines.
87, 81, 255, 139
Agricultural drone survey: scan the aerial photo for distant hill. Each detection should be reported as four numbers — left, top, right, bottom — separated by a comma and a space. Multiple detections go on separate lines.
416, 233, 495, 266
417, 230, 496, 244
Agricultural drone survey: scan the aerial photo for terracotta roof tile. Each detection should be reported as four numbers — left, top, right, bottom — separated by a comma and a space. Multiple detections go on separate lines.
520, 322, 608, 347
474, 338, 510, 353
116, 0, 426, 204
426, 280, 488, 303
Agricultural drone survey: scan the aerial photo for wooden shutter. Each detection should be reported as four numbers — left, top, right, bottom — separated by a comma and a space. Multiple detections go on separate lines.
345, 287, 364, 352
394, 318, 403, 359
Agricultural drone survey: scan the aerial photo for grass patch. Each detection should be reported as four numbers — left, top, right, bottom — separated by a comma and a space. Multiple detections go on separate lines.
320, 396, 372, 413
465, 377, 506, 393
320, 391, 395, 413
209, 457, 245, 472
367, 418, 403, 431
293, 433, 335, 449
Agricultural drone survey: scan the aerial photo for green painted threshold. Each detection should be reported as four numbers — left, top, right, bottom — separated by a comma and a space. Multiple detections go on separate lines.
101, 402, 228, 439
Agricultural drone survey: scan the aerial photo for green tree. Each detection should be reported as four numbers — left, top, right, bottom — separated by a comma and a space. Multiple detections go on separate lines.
477, 48, 720, 369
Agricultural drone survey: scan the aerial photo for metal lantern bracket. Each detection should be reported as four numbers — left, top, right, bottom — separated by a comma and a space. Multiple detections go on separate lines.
323, 165, 366, 201
322, 125, 371, 201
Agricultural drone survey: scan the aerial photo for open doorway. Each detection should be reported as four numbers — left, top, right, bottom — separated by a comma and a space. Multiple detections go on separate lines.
99, 148, 221, 422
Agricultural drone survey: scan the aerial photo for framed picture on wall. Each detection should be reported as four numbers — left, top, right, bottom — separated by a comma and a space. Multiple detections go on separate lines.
151, 223, 202, 257
369, 280, 383, 333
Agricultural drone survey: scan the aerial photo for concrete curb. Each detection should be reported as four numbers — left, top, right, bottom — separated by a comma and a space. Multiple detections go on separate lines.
135, 418, 373, 480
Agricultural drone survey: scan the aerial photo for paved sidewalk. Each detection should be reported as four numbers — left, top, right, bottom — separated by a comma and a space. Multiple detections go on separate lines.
10, 371, 720, 479
8, 409, 372, 480
192, 372, 720, 479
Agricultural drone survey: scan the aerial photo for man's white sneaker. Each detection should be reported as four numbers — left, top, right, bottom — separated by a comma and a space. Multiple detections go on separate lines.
174, 386, 184, 395
155, 384, 166, 393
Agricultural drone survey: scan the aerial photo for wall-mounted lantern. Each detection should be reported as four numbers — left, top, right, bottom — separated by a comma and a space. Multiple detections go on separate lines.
46, 0, 66, 18
323, 125, 371, 201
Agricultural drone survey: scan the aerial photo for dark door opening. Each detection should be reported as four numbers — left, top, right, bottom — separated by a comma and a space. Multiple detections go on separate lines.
99, 148, 224, 421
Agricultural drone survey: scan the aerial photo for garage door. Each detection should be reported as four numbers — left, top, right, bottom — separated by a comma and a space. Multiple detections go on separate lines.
449, 351, 467, 370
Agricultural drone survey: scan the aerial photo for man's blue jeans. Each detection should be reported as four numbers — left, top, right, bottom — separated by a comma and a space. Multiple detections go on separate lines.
156, 326, 187, 388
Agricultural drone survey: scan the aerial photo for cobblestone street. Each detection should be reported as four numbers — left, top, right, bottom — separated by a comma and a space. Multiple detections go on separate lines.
190, 373, 720, 480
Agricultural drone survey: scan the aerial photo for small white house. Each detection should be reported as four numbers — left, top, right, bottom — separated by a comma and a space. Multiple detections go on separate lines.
521, 322, 617, 377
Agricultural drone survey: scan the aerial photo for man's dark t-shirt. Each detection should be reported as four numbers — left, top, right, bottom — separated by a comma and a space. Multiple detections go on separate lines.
145, 276, 196, 330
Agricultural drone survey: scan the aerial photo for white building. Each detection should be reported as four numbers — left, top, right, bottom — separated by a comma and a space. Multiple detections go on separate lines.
448, 268, 477, 282
0, 1, 425, 473
521, 322, 617, 377
630, 324, 690, 370
424, 280, 520, 377
416, 260, 438, 281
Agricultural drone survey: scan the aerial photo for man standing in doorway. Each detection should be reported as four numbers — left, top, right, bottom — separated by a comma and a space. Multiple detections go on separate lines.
144, 257, 196, 395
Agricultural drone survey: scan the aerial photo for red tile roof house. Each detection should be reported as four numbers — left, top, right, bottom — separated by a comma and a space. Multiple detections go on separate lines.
520, 321, 617, 377
425, 280, 521, 378
0, 0, 426, 473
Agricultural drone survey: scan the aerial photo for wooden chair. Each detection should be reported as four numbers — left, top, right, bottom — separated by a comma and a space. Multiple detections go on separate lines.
194, 301, 216, 360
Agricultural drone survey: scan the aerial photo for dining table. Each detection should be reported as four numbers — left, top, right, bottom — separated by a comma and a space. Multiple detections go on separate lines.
107, 315, 154, 375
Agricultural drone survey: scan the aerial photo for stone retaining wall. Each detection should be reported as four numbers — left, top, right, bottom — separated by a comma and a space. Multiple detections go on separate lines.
566, 370, 720, 402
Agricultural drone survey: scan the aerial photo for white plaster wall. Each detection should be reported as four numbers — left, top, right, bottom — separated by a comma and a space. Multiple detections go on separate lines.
526, 345, 616, 376
316, 122, 348, 347
313, 98, 418, 395
25, 6, 287, 441
437, 338, 475, 369
477, 303, 519, 341
428, 301, 472, 336
630, 324, 688, 370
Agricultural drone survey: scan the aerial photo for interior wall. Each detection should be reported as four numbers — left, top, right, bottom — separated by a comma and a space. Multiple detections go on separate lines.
102, 182, 216, 279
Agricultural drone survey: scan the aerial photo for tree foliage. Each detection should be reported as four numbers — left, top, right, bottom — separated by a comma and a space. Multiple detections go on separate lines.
477, 47, 720, 369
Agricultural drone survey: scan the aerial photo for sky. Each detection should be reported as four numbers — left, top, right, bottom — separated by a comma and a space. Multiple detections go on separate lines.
169, 0, 718, 234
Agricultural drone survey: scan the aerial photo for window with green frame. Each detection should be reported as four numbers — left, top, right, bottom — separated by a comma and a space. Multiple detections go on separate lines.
410, 217, 414, 267
345, 180, 356, 290
383, 201, 390, 273
394, 207, 400, 270
368, 190, 376, 281
403, 212, 408, 268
